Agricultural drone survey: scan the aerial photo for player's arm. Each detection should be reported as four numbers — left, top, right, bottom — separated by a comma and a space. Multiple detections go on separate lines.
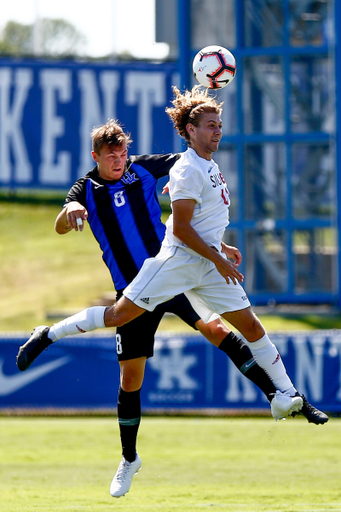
130, 153, 181, 179
172, 199, 244, 285
55, 201, 88, 234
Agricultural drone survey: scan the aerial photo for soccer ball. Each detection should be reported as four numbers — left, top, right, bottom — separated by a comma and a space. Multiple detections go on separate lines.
193, 45, 236, 89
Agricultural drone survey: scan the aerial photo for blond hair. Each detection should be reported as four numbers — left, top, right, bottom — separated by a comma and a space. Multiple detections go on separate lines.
165, 86, 223, 142
91, 119, 132, 154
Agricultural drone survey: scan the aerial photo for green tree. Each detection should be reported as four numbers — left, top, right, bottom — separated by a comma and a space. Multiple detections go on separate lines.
0, 18, 86, 57
41, 18, 86, 56
0, 21, 32, 55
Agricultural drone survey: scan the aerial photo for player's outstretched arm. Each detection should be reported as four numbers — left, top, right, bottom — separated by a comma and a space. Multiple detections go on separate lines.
55, 201, 88, 234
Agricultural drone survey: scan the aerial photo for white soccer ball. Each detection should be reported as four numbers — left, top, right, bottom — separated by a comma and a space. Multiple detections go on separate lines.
193, 45, 237, 89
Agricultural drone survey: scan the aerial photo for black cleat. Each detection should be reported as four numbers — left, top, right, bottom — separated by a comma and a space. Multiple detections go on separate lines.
292, 394, 329, 425
16, 326, 53, 371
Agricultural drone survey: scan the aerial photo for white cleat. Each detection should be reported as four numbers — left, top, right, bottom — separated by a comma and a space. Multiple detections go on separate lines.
110, 454, 142, 498
270, 390, 303, 421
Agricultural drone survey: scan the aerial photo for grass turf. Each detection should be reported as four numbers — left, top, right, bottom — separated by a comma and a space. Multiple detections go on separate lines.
0, 416, 340, 511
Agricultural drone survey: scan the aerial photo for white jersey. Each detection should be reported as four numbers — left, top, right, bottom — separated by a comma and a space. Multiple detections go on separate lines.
163, 147, 230, 252
124, 148, 250, 318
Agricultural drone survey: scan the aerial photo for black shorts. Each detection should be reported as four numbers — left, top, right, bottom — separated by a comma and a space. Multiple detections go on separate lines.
115, 291, 200, 361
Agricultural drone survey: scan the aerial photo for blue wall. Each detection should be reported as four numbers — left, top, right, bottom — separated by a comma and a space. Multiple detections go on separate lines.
1, 332, 340, 413
0, 59, 178, 190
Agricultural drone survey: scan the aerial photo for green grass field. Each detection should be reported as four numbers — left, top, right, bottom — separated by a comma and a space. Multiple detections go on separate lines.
0, 416, 340, 512
1, 199, 341, 333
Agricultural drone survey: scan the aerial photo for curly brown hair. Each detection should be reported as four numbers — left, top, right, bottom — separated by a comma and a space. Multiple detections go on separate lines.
91, 119, 132, 154
165, 86, 223, 142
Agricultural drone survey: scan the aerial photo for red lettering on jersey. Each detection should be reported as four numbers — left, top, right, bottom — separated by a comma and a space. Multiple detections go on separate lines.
221, 188, 229, 205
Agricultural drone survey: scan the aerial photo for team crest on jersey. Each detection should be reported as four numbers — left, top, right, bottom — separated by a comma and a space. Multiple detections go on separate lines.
121, 171, 139, 185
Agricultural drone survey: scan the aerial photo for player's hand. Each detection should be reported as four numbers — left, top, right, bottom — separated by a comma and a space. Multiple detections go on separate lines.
215, 256, 244, 285
221, 243, 242, 266
65, 203, 88, 231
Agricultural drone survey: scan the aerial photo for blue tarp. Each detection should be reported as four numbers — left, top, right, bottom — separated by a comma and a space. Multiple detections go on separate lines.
0, 59, 178, 191
1, 331, 340, 412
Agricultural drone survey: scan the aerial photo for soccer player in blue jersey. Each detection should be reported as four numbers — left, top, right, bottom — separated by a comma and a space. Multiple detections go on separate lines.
17, 118, 328, 498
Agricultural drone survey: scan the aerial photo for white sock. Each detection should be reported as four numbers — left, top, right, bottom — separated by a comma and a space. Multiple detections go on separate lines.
244, 334, 296, 395
48, 306, 106, 341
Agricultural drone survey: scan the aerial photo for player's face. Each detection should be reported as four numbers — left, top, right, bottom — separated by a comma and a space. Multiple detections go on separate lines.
92, 143, 128, 181
187, 112, 222, 160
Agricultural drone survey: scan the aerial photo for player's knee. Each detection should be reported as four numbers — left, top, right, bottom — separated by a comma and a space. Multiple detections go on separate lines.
244, 313, 265, 340
208, 321, 229, 343
198, 319, 230, 346
120, 370, 144, 392
104, 305, 129, 327
105, 298, 143, 327
121, 377, 141, 392
119, 358, 146, 391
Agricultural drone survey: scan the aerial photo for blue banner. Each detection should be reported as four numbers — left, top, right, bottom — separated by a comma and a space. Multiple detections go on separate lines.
1, 331, 340, 412
0, 58, 180, 190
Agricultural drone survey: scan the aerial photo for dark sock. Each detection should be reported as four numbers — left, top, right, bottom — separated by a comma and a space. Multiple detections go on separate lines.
117, 387, 141, 463
218, 332, 277, 401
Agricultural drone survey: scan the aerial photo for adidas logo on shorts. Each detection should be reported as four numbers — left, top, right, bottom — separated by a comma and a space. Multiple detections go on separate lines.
140, 297, 150, 304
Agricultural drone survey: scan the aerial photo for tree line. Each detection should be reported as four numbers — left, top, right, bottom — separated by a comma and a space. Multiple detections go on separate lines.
0, 19, 86, 57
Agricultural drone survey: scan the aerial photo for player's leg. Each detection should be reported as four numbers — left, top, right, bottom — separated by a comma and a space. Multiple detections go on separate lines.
189, 272, 297, 397
111, 366, 144, 499
117, 358, 146, 464
166, 294, 277, 401
222, 306, 296, 393
196, 318, 278, 401
46, 297, 143, 337
185, 275, 328, 423
16, 299, 145, 371
221, 306, 328, 423
196, 317, 320, 421
111, 357, 145, 497
110, 306, 163, 498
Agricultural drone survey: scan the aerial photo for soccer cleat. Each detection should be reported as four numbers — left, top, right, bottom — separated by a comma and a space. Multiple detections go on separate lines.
16, 326, 53, 371
110, 454, 142, 498
270, 390, 303, 421
292, 394, 329, 425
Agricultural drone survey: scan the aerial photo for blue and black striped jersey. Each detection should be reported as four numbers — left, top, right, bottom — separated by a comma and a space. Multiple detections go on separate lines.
65, 153, 180, 291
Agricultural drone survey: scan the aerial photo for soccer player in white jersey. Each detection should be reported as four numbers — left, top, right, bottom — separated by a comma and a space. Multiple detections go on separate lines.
17, 86, 328, 496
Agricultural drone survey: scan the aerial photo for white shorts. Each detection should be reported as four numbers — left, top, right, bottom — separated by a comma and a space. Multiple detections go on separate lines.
123, 245, 251, 323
